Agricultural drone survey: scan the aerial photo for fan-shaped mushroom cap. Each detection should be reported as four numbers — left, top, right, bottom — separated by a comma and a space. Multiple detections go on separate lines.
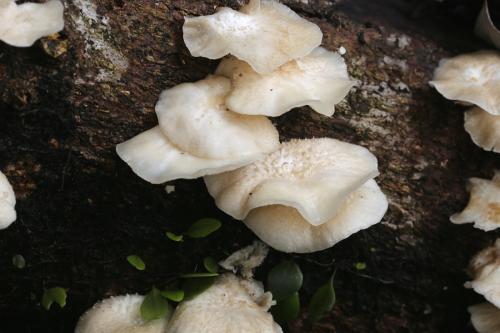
215, 47, 355, 117
468, 303, 500, 333
475, 0, 500, 49
204, 138, 379, 226
244, 179, 387, 253
0, 171, 16, 229
466, 239, 500, 308
429, 51, 500, 115
183, 0, 322, 74
464, 107, 500, 153
166, 274, 282, 333
450, 171, 500, 231
0, 0, 64, 47
75, 294, 170, 333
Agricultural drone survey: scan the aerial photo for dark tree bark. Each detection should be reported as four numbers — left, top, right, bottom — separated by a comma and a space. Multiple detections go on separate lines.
0, 0, 498, 332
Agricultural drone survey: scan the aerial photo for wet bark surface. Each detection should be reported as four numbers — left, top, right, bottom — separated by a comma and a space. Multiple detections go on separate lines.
0, 0, 499, 332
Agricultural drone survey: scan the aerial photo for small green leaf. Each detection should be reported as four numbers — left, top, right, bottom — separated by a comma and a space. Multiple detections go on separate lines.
166, 232, 183, 242
308, 275, 336, 323
42, 287, 67, 310
126, 255, 146, 271
185, 218, 221, 238
354, 262, 367, 270
140, 287, 172, 322
272, 292, 300, 325
203, 257, 219, 274
12, 254, 26, 269
267, 261, 303, 301
161, 289, 184, 302
180, 272, 219, 278
182, 276, 216, 300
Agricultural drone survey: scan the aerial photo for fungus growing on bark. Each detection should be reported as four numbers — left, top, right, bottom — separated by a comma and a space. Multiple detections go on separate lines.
166, 274, 282, 333
215, 47, 355, 117
429, 51, 500, 115
183, 0, 322, 74
468, 303, 500, 333
475, 0, 500, 49
0, 171, 16, 229
75, 294, 170, 333
450, 171, 500, 231
464, 107, 500, 153
205, 138, 379, 225
116, 76, 279, 183
466, 239, 500, 308
0, 0, 64, 47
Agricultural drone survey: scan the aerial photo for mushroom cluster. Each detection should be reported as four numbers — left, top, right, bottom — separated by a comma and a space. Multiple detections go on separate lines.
0, 0, 64, 47
0, 171, 16, 229
117, 0, 387, 254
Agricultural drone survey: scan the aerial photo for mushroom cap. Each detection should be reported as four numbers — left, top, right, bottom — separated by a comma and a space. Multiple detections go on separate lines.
244, 179, 388, 253
429, 51, 500, 115
183, 0, 322, 74
474, 0, 500, 49
204, 138, 379, 226
75, 294, 170, 333
215, 47, 355, 117
450, 171, 500, 231
467, 239, 500, 308
0, 0, 64, 47
116, 127, 260, 184
464, 107, 500, 153
155, 75, 279, 160
0, 171, 16, 229
468, 303, 500, 333
166, 274, 282, 333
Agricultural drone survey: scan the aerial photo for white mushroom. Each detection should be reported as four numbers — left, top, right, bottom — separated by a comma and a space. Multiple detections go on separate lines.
450, 171, 500, 231
0, 0, 64, 47
429, 51, 500, 115
464, 107, 500, 153
245, 179, 388, 253
475, 0, 500, 49
183, 0, 322, 74
219, 240, 269, 278
0, 171, 16, 230
468, 303, 500, 333
215, 47, 355, 117
205, 138, 379, 226
466, 239, 500, 308
166, 274, 282, 333
75, 294, 170, 333
116, 76, 279, 183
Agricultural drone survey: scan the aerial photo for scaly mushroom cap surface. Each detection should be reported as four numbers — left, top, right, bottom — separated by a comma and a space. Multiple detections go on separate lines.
0, 0, 64, 47
183, 0, 322, 74
0, 171, 16, 229
75, 294, 170, 333
464, 107, 500, 153
166, 274, 282, 333
244, 179, 388, 253
467, 239, 500, 308
204, 138, 379, 225
429, 51, 500, 115
450, 171, 500, 231
216, 47, 355, 117
116, 76, 279, 183
468, 303, 500, 333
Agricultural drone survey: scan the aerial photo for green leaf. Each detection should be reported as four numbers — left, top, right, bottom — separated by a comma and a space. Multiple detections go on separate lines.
182, 276, 216, 300
42, 287, 67, 310
354, 262, 367, 270
308, 275, 336, 323
180, 272, 219, 278
166, 232, 183, 242
185, 218, 221, 238
267, 261, 303, 301
160, 289, 184, 302
12, 254, 26, 269
126, 255, 146, 271
203, 257, 219, 274
140, 287, 172, 322
272, 292, 300, 325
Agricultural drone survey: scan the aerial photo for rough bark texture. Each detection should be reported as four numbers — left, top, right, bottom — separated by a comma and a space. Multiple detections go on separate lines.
0, 0, 499, 332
